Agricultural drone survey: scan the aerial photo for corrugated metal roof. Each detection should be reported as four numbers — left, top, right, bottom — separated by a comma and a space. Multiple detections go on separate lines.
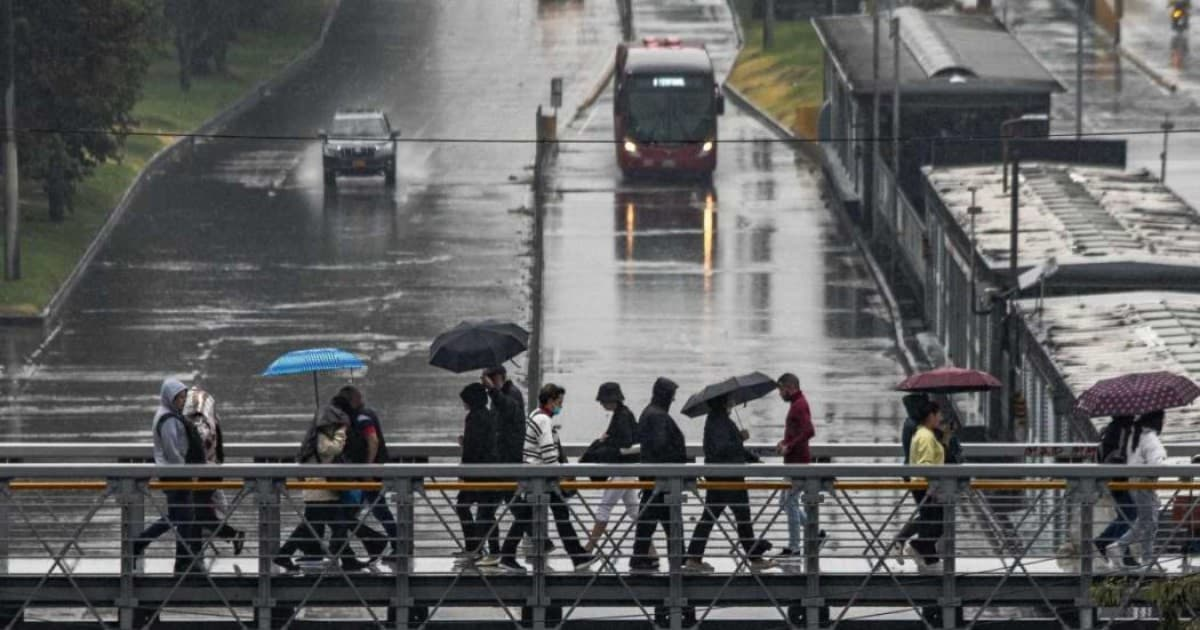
812, 10, 1063, 94
924, 163, 1200, 271
1018, 292, 1200, 442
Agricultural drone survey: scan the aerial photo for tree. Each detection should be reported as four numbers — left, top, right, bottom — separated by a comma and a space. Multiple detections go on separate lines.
0, 0, 156, 221
164, 0, 238, 90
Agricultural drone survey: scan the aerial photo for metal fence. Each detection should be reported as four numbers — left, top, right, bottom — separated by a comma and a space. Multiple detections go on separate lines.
0, 456, 1198, 629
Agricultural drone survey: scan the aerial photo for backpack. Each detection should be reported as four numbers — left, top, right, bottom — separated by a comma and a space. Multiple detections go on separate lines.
155, 412, 206, 464
1098, 419, 1132, 465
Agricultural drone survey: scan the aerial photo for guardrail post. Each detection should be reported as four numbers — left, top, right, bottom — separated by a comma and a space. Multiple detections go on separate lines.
0, 478, 9, 576
254, 477, 280, 630
1074, 478, 1097, 630
666, 476, 685, 630
390, 477, 416, 629
117, 478, 138, 630
802, 477, 824, 630
531, 477, 549, 629
939, 477, 962, 629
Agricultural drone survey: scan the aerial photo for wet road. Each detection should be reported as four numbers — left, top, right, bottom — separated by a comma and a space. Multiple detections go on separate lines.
0, 0, 616, 442
540, 0, 908, 442
1007, 0, 1200, 204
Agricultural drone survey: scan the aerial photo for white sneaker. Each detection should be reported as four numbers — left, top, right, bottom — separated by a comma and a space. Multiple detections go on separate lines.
683, 559, 715, 574
749, 558, 778, 572
904, 543, 924, 567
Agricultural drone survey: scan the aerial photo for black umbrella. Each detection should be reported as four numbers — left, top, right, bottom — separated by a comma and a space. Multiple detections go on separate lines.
429, 320, 530, 373
681, 371, 778, 418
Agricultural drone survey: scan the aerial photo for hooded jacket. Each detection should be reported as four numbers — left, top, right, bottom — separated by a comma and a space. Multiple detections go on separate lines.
153, 379, 193, 465
637, 378, 687, 465
460, 384, 498, 469
900, 394, 929, 465
297, 404, 350, 502
703, 406, 758, 481
490, 381, 527, 464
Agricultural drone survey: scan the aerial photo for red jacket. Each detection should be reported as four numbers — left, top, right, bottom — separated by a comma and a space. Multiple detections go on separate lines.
781, 391, 814, 464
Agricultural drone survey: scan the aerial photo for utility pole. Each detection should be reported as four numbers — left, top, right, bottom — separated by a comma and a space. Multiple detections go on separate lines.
764, 0, 776, 49
891, 16, 900, 230
3, 0, 17, 281
1161, 115, 1174, 183
1075, 0, 1086, 139
870, 0, 880, 240
1007, 154, 1021, 439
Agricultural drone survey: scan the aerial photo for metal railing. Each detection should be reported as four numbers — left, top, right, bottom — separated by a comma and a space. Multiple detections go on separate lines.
0, 461, 1196, 628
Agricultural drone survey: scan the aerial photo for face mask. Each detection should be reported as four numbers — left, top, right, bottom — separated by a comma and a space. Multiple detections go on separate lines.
551, 406, 563, 417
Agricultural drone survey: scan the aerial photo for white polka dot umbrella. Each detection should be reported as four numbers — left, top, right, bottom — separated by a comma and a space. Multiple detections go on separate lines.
1072, 371, 1200, 419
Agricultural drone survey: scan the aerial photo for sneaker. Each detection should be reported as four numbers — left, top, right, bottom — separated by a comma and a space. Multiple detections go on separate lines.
629, 560, 659, 574
272, 557, 300, 574
774, 548, 794, 559
889, 539, 906, 566
904, 543, 924, 567
573, 554, 599, 572
1122, 548, 1140, 569
476, 555, 501, 568
497, 557, 527, 574
683, 559, 715, 574
917, 560, 943, 576
454, 551, 482, 566
749, 558, 778, 572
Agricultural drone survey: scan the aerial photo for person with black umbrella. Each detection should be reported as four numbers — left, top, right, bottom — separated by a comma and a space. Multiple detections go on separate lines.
482, 366, 526, 464
630, 377, 688, 573
684, 394, 773, 573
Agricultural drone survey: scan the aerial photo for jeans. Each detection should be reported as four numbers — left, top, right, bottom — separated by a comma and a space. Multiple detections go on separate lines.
686, 488, 762, 560
1096, 489, 1136, 549
1119, 488, 1160, 564
455, 490, 502, 555
500, 490, 589, 562
134, 490, 202, 573
781, 488, 807, 551
908, 489, 943, 565
279, 502, 356, 561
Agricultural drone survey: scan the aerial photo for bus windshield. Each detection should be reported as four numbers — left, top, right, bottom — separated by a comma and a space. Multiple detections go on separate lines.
623, 75, 714, 144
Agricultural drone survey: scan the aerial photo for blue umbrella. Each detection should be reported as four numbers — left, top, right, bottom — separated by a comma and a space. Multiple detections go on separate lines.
263, 348, 366, 408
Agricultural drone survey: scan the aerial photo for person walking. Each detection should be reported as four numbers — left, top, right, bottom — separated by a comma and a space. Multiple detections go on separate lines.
134, 379, 206, 576
585, 382, 644, 554
684, 395, 773, 573
274, 402, 369, 573
1117, 410, 1167, 570
775, 373, 822, 559
888, 393, 930, 564
1094, 415, 1136, 569
185, 387, 245, 556
455, 383, 503, 567
338, 386, 394, 565
497, 384, 597, 574
630, 377, 688, 574
483, 366, 526, 465
906, 400, 946, 575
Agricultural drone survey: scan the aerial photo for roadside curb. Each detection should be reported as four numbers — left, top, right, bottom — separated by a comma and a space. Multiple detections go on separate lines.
569, 58, 615, 125
1117, 44, 1178, 93
722, 78, 921, 375
2, 0, 343, 328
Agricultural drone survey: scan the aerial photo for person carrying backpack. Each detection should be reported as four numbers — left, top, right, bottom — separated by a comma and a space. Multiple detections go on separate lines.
1094, 415, 1135, 569
133, 379, 206, 575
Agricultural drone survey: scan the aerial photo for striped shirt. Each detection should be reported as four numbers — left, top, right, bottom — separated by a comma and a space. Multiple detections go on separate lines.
523, 408, 560, 465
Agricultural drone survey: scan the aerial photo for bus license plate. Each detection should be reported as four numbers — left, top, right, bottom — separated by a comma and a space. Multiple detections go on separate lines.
662, 159, 676, 168
353, 159, 367, 169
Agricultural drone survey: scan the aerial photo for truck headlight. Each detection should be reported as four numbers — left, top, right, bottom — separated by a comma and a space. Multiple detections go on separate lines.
701, 140, 714, 154
623, 139, 638, 155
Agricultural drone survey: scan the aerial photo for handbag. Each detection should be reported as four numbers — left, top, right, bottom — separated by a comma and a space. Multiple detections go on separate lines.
580, 438, 619, 482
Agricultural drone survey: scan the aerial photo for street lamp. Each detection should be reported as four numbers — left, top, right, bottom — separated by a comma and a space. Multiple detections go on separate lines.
1001, 113, 1050, 193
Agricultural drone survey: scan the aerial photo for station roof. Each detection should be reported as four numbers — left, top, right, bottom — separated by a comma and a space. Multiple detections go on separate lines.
923, 162, 1200, 286
1017, 291, 1200, 442
623, 47, 713, 76
812, 8, 1064, 95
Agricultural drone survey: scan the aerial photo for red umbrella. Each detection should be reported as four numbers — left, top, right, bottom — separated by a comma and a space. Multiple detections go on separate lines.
895, 367, 1003, 394
1072, 371, 1200, 419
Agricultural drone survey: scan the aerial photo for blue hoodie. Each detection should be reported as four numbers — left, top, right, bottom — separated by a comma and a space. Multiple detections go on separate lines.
153, 379, 189, 465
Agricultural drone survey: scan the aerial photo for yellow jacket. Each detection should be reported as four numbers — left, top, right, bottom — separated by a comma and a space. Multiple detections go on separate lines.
910, 426, 944, 482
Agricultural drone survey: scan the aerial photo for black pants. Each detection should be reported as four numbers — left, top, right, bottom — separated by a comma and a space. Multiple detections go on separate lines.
455, 490, 502, 555
279, 502, 355, 561
134, 490, 203, 573
500, 490, 588, 562
192, 490, 243, 543
361, 490, 398, 551
908, 489, 943, 565
632, 489, 671, 565
686, 488, 761, 560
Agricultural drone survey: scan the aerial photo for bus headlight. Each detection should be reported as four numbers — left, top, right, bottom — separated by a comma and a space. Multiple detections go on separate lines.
701, 140, 714, 154
623, 139, 638, 155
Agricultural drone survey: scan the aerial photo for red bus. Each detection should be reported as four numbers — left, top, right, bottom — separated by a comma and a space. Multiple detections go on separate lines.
614, 38, 725, 178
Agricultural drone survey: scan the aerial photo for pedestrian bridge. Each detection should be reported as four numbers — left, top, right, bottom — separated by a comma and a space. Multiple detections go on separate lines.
0, 442, 1194, 629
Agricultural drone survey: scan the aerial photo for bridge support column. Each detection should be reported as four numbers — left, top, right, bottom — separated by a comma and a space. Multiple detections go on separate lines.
531, 478, 550, 629
938, 478, 963, 630
666, 477, 685, 630
389, 477, 421, 629
1074, 478, 1098, 629
116, 478, 140, 630
802, 477, 825, 630
253, 477, 280, 630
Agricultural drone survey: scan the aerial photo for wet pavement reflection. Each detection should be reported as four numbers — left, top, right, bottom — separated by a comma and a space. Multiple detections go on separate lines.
541, 0, 907, 443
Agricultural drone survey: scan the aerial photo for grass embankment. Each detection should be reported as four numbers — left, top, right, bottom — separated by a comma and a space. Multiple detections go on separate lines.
0, 0, 330, 316
727, 0, 826, 138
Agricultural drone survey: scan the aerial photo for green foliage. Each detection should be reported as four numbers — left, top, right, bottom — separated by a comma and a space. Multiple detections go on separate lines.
1, 0, 157, 222
163, 0, 283, 90
1092, 573, 1200, 629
